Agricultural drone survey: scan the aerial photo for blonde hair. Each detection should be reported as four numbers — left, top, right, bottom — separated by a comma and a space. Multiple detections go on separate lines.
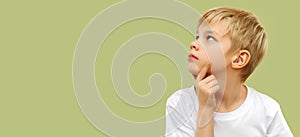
198, 7, 268, 81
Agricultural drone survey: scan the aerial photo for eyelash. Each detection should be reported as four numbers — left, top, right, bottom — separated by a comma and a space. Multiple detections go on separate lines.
195, 35, 216, 41
195, 35, 217, 44
207, 35, 215, 41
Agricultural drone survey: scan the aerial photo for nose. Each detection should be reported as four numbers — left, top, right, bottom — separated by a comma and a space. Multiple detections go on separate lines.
190, 41, 200, 51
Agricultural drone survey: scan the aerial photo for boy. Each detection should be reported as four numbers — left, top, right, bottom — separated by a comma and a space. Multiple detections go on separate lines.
165, 7, 293, 137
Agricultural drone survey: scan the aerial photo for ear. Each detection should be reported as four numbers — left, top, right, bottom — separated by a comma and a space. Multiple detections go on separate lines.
231, 50, 251, 69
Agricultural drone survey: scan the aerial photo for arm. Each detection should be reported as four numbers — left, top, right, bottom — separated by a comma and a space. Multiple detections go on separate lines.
195, 105, 214, 137
194, 67, 220, 137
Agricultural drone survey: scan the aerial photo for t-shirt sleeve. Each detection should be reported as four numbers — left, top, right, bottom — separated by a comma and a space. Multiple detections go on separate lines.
266, 104, 294, 137
165, 94, 195, 137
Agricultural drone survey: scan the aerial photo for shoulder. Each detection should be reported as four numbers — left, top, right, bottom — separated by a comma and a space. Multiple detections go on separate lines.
248, 86, 281, 116
166, 86, 197, 109
165, 87, 198, 136
248, 87, 293, 136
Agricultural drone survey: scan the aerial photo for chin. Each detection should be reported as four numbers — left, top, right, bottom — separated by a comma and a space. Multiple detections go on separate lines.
187, 63, 199, 77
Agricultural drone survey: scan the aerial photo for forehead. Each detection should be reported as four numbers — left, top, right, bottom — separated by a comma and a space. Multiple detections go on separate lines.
197, 20, 229, 38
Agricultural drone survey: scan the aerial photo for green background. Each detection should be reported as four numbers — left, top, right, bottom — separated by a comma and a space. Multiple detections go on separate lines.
1, 0, 299, 136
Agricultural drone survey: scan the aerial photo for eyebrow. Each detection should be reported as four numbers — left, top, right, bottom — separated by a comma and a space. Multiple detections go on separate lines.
198, 29, 222, 38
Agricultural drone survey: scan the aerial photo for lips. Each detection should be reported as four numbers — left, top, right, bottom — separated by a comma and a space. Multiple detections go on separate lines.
188, 53, 198, 60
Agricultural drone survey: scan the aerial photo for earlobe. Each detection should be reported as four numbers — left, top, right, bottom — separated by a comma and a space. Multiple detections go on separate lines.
231, 50, 251, 69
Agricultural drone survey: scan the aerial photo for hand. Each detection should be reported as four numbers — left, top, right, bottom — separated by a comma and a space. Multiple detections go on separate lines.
194, 66, 220, 127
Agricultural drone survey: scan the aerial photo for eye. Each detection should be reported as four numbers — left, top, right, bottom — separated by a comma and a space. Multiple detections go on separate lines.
195, 35, 199, 40
207, 35, 215, 41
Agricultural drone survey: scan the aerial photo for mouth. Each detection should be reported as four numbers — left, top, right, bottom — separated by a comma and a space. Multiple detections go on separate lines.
188, 53, 198, 60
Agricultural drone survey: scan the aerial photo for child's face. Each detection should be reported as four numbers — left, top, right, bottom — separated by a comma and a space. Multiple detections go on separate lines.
187, 20, 233, 78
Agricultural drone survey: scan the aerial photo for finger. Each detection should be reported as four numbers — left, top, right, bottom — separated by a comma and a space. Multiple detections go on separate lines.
196, 65, 210, 81
207, 79, 218, 88
202, 75, 215, 84
211, 85, 220, 94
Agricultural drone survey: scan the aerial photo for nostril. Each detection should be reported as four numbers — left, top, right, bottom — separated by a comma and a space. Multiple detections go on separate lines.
190, 43, 196, 50
190, 42, 199, 50
192, 45, 196, 49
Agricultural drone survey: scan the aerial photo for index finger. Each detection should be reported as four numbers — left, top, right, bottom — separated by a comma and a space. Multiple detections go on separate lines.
196, 65, 210, 82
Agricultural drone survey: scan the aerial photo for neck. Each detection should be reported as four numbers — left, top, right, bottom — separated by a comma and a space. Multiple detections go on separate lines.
214, 72, 247, 113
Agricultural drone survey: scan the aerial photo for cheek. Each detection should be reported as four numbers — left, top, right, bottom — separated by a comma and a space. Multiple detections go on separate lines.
199, 51, 213, 67
224, 55, 233, 69
188, 56, 210, 74
205, 46, 227, 73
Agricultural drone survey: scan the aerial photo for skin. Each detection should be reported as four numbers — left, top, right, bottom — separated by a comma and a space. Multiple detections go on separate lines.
187, 20, 251, 137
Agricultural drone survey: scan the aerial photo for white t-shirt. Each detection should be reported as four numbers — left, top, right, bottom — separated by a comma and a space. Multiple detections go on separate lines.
165, 86, 293, 137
